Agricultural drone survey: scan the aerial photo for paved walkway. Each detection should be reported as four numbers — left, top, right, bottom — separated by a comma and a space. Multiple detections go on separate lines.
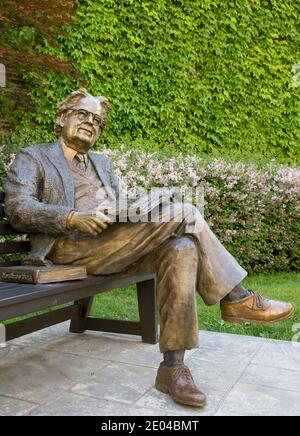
0, 323, 300, 416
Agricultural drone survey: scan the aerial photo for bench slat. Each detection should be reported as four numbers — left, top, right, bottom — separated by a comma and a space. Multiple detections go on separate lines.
85, 317, 141, 336
5, 305, 80, 341
0, 223, 22, 235
0, 284, 24, 293
0, 241, 31, 254
0, 273, 155, 311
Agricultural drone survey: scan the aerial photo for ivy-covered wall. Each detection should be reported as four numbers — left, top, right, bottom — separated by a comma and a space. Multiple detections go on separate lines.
4, 0, 300, 163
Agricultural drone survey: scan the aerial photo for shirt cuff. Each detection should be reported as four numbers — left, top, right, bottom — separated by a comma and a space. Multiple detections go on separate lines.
66, 210, 76, 230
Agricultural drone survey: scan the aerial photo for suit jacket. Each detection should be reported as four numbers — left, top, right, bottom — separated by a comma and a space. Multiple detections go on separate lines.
4, 141, 121, 263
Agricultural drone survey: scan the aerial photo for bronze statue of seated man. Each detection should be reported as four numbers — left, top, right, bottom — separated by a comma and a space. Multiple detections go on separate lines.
4, 89, 294, 408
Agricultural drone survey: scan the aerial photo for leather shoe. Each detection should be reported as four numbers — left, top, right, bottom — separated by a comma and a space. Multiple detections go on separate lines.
221, 291, 294, 324
155, 363, 207, 408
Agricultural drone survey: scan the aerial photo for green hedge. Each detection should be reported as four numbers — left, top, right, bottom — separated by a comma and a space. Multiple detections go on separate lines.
3, 0, 300, 164
104, 147, 300, 275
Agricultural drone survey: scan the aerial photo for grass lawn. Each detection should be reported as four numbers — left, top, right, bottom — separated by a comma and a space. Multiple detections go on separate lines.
91, 272, 300, 342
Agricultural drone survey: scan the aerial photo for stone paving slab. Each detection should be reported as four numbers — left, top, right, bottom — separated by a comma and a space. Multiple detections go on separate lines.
0, 323, 299, 416
0, 395, 37, 417
29, 392, 175, 417
215, 383, 300, 416
251, 340, 300, 371
71, 362, 157, 404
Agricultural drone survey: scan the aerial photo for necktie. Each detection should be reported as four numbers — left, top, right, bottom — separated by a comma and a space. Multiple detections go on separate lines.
75, 153, 88, 171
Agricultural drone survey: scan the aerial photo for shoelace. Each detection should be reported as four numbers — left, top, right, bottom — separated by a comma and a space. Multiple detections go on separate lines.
249, 290, 269, 311
173, 366, 194, 384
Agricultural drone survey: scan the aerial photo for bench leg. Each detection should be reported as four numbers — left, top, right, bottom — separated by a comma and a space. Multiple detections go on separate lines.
69, 297, 93, 334
137, 279, 158, 344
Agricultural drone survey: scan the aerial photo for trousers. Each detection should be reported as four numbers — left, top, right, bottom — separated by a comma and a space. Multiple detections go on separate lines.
49, 203, 247, 352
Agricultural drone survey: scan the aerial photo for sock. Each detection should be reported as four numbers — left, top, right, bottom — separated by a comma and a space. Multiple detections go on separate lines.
163, 350, 185, 367
222, 283, 251, 302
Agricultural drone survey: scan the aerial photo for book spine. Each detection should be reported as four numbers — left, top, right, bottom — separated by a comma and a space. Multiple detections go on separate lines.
34, 270, 39, 284
0, 271, 35, 284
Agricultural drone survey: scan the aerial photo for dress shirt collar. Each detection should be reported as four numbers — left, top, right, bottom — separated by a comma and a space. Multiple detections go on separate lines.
61, 140, 88, 167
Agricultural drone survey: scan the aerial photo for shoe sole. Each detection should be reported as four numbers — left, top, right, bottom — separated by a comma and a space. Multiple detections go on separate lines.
155, 380, 207, 408
222, 308, 294, 325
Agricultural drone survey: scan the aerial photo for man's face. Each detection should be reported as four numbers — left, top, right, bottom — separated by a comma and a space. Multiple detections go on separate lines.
61, 96, 103, 153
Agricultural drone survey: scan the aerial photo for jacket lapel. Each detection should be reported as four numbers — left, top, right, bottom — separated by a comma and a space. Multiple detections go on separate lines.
43, 144, 115, 205
45, 142, 75, 207
89, 152, 116, 200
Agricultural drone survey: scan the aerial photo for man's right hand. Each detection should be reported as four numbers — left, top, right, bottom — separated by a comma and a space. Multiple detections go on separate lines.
67, 211, 113, 236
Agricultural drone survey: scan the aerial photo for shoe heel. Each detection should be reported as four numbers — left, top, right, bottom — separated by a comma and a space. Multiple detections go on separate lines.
222, 315, 245, 324
155, 379, 169, 394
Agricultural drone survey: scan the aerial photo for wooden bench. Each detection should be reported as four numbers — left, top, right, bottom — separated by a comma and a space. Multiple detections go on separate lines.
0, 192, 158, 344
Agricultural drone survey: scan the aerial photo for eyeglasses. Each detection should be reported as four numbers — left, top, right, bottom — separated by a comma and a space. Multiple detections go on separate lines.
70, 109, 102, 127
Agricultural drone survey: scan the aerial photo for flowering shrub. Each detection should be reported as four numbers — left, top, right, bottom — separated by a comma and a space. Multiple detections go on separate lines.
102, 147, 300, 275
1, 145, 299, 274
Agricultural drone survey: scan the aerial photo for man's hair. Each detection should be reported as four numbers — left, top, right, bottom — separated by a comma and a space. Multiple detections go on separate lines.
54, 88, 110, 137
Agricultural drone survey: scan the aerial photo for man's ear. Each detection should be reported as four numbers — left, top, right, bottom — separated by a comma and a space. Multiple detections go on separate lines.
59, 112, 68, 127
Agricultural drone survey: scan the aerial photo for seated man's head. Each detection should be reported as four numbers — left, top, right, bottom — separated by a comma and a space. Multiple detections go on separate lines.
54, 88, 109, 153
